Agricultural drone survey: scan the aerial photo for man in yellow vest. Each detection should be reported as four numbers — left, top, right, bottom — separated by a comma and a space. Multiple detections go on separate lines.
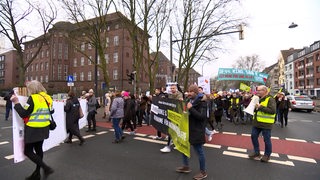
248, 85, 276, 163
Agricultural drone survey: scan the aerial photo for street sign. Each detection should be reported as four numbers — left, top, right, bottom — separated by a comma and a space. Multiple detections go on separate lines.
67, 82, 74, 87
67, 75, 74, 82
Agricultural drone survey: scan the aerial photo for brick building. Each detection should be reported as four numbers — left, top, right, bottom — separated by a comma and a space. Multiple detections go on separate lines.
23, 12, 149, 96
0, 50, 19, 89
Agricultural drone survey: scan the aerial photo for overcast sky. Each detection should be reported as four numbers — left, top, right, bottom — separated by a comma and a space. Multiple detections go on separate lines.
197, 0, 320, 78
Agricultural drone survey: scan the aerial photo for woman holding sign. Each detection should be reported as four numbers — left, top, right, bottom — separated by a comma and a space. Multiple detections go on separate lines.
10, 80, 54, 180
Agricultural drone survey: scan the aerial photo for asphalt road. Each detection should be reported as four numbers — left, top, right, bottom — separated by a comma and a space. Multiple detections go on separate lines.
0, 107, 320, 180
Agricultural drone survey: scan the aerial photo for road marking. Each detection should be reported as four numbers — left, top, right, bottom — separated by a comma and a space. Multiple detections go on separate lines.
300, 120, 312, 123
135, 133, 148, 137
134, 137, 167, 145
269, 159, 295, 166
313, 141, 320, 144
223, 151, 295, 166
83, 135, 95, 139
96, 131, 108, 135
1, 126, 12, 130
0, 141, 9, 145
285, 138, 307, 142
204, 144, 221, 149
271, 136, 280, 139
259, 151, 280, 157
222, 132, 237, 135
241, 133, 251, 137
287, 155, 317, 164
227, 147, 247, 152
5, 155, 14, 160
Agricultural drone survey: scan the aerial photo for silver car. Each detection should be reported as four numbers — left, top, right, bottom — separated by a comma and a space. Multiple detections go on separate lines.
286, 95, 315, 112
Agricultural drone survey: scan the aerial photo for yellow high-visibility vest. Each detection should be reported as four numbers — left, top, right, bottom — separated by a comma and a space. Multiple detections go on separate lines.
27, 92, 52, 127
256, 96, 275, 124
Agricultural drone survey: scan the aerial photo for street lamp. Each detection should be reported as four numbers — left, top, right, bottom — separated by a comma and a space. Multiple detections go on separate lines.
289, 22, 298, 28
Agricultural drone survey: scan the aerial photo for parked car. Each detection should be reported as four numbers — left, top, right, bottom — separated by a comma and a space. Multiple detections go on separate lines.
286, 95, 315, 112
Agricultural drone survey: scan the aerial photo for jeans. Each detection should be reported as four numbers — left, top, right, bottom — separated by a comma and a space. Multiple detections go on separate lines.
205, 127, 212, 136
182, 143, 206, 171
112, 118, 123, 140
251, 126, 272, 156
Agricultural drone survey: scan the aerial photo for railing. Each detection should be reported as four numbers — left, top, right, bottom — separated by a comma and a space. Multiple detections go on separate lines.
306, 74, 314, 78
298, 86, 305, 89
305, 62, 313, 67
298, 65, 304, 70
306, 85, 314, 89
298, 75, 304, 79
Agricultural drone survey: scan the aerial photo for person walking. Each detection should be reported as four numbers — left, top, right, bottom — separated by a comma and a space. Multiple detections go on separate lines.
4, 90, 14, 121
64, 91, 85, 145
110, 90, 125, 143
10, 80, 54, 180
160, 83, 184, 153
277, 92, 290, 127
86, 89, 97, 132
102, 92, 111, 119
122, 91, 135, 135
176, 84, 208, 180
248, 85, 276, 163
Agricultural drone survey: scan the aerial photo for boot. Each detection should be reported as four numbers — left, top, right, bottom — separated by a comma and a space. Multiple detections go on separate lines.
25, 170, 40, 180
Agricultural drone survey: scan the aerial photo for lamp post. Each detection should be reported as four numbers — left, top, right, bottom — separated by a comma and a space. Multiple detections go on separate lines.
288, 22, 298, 29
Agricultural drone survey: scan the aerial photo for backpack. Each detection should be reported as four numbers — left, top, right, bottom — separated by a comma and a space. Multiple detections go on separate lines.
95, 99, 101, 109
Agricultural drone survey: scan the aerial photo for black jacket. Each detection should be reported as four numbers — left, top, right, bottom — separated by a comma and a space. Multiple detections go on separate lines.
188, 94, 207, 145
64, 97, 81, 131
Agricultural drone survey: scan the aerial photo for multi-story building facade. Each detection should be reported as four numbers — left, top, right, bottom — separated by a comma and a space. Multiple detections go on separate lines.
23, 12, 150, 96
291, 41, 320, 97
262, 63, 279, 95
0, 50, 19, 89
152, 51, 175, 87
285, 53, 298, 95
278, 48, 301, 87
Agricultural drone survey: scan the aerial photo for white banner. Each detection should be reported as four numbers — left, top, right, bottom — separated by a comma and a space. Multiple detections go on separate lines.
198, 76, 211, 94
12, 96, 88, 163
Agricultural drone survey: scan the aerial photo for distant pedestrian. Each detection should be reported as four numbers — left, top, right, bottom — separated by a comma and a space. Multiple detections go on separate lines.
277, 92, 290, 127
64, 91, 85, 145
248, 85, 276, 163
102, 92, 111, 119
4, 90, 14, 121
122, 91, 135, 135
110, 90, 125, 143
86, 89, 97, 132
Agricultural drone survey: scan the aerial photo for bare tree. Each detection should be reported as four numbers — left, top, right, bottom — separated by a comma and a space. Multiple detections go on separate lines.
59, 0, 117, 92
0, 0, 57, 86
172, 0, 246, 90
232, 54, 265, 72
120, 0, 174, 93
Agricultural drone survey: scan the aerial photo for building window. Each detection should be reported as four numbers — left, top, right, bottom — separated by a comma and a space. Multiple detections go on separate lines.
113, 69, 118, 80
58, 64, 62, 80
81, 57, 85, 66
30, 65, 33, 72
88, 43, 92, 50
80, 72, 84, 81
88, 71, 92, 81
45, 62, 49, 70
46, 50, 49, 57
105, 54, 109, 64
45, 75, 48, 82
115, 24, 119, 29
40, 76, 43, 83
64, 45, 68, 59
41, 51, 44, 58
113, 52, 118, 63
105, 37, 109, 47
64, 65, 68, 80
97, 55, 100, 64
317, 66, 320, 73
58, 43, 63, 59
73, 72, 77, 81
88, 56, 92, 65
73, 58, 77, 67
114, 36, 119, 46
35, 64, 39, 71
80, 42, 85, 51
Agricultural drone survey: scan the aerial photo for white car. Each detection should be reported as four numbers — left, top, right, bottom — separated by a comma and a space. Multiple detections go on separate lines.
286, 95, 315, 112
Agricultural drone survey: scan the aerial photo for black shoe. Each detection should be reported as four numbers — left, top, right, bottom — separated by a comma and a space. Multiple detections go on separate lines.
64, 139, 72, 144
25, 170, 40, 180
91, 128, 97, 132
43, 167, 54, 179
79, 139, 85, 146
86, 129, 91, 132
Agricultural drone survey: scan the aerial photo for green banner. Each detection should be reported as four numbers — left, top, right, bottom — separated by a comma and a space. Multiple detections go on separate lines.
218, 68, 269, 84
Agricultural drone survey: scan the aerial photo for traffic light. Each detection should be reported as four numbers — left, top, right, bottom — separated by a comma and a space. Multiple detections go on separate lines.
127, 73, 135, 84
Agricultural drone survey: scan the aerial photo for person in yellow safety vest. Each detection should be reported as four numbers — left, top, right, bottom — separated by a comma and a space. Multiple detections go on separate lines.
248, 85, 276, 163
229, 93, 241, 122
10, 80, 54, 180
